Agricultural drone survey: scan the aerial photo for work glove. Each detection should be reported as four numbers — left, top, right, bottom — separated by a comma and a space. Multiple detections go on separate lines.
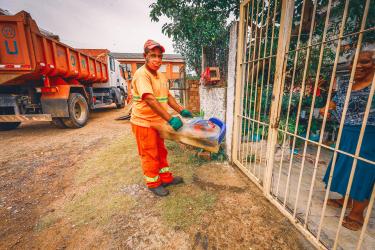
168, 116, 183, 131
180, 109, 193, 118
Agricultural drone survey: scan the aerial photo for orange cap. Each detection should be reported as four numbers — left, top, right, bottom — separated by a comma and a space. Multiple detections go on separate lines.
144, 39, 165, 53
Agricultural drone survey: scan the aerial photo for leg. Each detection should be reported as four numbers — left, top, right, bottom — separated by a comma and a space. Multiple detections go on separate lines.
132, 124, 162, 188
327, 197, 353, 209
156, 132, 184, 186
348, 199, 369, 223
156, 132, 173, 184
342, 199, 369, 231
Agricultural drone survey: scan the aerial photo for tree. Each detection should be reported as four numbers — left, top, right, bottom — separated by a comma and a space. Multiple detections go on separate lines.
149, 0, 239, 74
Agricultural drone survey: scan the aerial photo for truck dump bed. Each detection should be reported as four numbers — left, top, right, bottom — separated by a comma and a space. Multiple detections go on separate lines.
0, 11, 108, 86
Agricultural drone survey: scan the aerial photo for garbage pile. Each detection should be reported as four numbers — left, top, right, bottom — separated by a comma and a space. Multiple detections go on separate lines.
155, 117, 226, 153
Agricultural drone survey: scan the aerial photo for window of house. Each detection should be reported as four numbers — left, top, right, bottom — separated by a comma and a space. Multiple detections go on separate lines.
172, 65, 180, 73
136, 63, 143, 69
159, 64, 167, 73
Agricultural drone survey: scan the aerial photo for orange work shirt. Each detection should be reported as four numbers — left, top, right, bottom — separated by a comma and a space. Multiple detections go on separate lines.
130, 65, 170, 127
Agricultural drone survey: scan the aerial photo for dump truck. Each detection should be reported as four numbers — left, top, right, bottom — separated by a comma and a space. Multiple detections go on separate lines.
0, 11, 127, 130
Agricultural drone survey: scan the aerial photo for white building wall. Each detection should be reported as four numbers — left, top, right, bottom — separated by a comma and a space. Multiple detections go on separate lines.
225, 22, 238, 161
199, 85, 226, 122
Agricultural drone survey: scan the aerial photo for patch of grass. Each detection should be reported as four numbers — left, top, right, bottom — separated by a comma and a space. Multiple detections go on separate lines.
246, 154, 256, 163
35, 213, 59, 232
64, 184, 134, 226
75, 133, 142, 185
160, 188, 216, 229
166, 141, 208, 184
188, 153, 208, 165
160, 141, 217, 229
36, 133, 140, 231
165, 140, 181, 152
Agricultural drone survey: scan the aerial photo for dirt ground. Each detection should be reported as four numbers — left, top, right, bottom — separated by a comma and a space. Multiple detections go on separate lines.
0, 106, 314, 249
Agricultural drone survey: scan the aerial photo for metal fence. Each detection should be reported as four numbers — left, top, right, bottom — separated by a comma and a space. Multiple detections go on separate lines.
232, 0, 375, 249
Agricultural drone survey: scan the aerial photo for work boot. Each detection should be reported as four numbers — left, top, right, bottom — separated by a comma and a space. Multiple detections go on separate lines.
148, 185, 169, 197
163, 176, 184, 187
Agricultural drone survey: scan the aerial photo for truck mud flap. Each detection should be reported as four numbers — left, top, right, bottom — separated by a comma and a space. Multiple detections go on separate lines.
41, 99, 69, 118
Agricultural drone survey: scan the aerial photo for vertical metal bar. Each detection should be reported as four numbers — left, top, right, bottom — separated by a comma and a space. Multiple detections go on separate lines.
261, 0, 278, 185
256, 0, 272, 170
244, 0, 260, 173
356, 184, 375, 250
296, 0, 333, 222
250, 0, 266, 178
264, 0, 295, 196
272, 50, 290, 195
240, 2, 252, 166
232, 1, 247, 163
283, 0, 318, 207
242, 1, 254, 167
316, 0, 350, 240
332, 1, 371, 248
274, 0, 307, 198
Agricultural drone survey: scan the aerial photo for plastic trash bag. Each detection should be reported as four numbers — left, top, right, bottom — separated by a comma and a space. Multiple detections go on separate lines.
154, 117, 226, 153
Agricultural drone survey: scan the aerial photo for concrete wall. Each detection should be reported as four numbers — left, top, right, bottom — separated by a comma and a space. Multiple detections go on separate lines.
199, 85, 226, 121
225, 22, 238, 161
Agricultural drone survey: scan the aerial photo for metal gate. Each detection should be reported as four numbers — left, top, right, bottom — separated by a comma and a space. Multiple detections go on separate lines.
232, 0, 375, 249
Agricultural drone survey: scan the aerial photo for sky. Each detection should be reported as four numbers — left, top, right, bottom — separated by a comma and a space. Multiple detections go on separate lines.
0, 0, 176, 53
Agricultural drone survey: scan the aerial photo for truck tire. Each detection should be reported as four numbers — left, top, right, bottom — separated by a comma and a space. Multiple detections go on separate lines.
62, 93, 89, 128
0, 122, 21, 131
116, 90, 126, 109
52, 118, 67, 128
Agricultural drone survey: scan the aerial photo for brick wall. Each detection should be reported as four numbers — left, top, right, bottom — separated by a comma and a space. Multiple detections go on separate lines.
186, 79, 200, 113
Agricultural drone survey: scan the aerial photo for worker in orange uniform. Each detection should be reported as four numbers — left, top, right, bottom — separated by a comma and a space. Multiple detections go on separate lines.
131, 39, 193, 197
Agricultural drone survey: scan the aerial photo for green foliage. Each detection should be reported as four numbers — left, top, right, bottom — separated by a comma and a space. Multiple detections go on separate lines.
149, 0, 239, 74
279, 115, 305, 135
210, 146, 227, 161
192, 109, 205, 118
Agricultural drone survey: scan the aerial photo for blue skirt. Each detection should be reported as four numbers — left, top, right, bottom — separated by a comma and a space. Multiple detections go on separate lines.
323, 125, 375, 201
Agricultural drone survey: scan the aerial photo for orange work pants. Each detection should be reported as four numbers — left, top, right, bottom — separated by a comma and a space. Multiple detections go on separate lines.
132, 124, 174, 188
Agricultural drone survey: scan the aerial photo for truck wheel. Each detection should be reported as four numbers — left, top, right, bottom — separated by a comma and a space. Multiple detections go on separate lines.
0, 122, 21, 131
62, 93, 89, 128
52, 118, 67, 128
116, 90, 126, 109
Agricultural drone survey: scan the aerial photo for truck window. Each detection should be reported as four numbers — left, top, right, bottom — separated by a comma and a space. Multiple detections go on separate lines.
109, 57, 115, 71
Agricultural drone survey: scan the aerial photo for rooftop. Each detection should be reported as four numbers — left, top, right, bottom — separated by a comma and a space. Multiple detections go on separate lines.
111, 52, 184, 62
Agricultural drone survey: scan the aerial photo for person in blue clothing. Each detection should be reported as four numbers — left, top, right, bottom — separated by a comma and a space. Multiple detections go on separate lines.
320, 49, 375, 231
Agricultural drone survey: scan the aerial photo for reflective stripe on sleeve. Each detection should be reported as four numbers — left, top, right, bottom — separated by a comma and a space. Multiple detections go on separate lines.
156, 97, 168, 103
132, 95, 168, 103
133, 95, 141, 102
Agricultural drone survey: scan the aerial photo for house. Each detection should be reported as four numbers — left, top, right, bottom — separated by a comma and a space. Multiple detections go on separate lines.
111, 53, 185, 82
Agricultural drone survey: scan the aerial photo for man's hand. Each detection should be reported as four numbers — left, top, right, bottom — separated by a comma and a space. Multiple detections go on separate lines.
180, 109, 193, 118
169, 117, 183, 131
